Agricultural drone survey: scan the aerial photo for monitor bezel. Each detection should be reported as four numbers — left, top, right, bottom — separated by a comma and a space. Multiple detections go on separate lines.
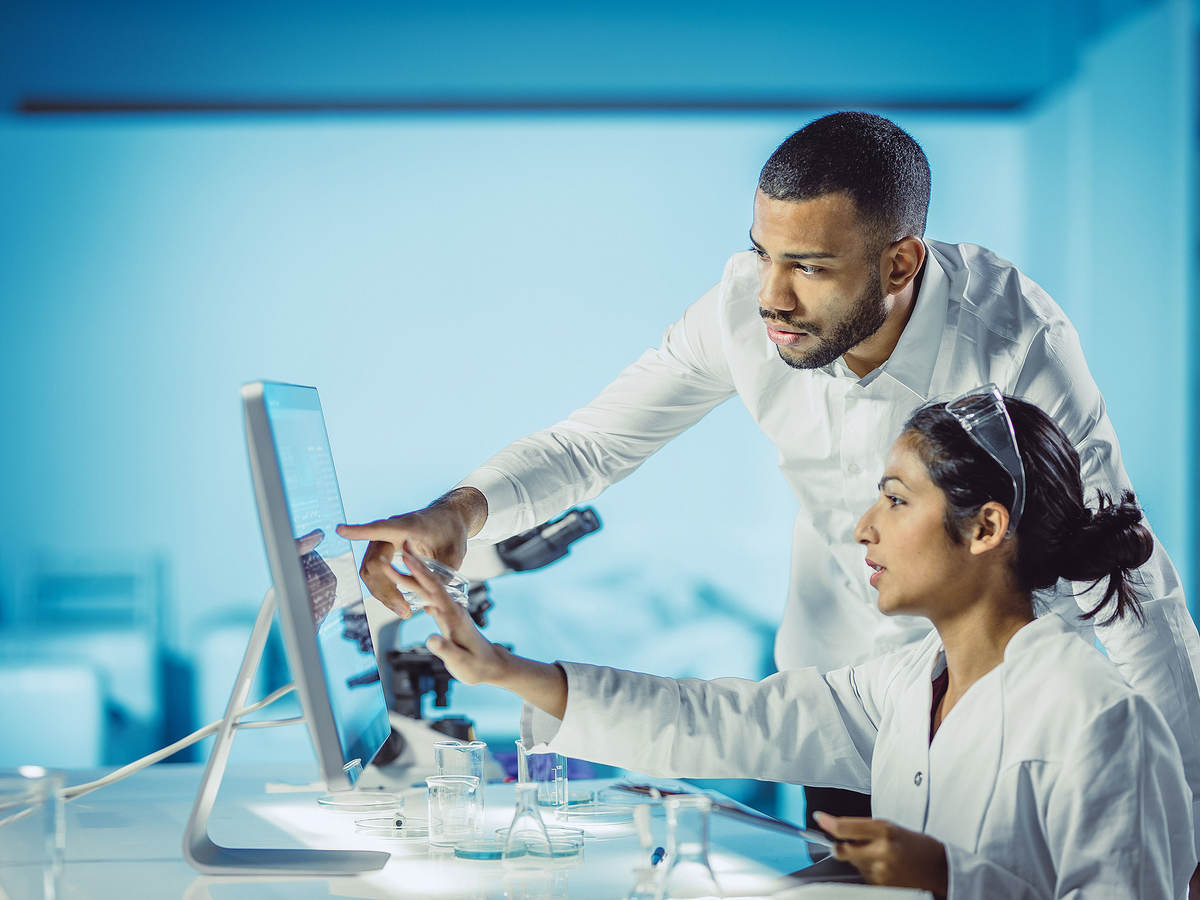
241, 380, 390, 790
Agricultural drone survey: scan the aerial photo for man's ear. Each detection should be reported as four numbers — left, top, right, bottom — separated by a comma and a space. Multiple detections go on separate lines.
882, 237, 925, 295
968, 501, 1010, 556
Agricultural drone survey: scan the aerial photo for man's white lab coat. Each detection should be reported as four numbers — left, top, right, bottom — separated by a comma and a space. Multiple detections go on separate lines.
522, 614, 1195, 898
463, 242, 1200, 845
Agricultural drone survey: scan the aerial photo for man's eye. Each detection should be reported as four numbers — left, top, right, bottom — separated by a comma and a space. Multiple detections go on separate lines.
796, 264, 820, 275
750, 246, 769, 261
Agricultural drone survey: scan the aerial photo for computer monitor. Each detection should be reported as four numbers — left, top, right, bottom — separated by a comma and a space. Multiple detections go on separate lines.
243, 381, 391, 784
183, 381, 391, 875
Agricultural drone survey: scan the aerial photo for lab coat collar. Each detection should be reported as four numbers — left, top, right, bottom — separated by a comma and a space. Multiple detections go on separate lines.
1001, 612, 1074, 661
875, 241, 949, 401
924, 612, 1069, 686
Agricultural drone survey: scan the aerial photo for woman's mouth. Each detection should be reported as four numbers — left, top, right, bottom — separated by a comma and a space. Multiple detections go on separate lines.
866, 559, 885, 587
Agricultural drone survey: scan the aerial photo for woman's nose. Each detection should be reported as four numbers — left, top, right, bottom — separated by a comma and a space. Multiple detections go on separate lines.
854, 508, 876, 545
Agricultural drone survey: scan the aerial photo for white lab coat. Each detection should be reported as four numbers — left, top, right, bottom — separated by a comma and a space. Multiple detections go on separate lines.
522, 614, 1194, 898
461, 243, 1200, 845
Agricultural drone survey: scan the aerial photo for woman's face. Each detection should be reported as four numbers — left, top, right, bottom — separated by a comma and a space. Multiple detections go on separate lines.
853, 434, 975, 619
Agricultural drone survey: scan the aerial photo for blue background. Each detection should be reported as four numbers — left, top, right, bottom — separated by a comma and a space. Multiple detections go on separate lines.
0, 0, 1195, 820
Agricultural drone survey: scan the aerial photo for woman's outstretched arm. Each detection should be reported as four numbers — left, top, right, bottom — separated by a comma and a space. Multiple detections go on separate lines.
402, 543, 568, 719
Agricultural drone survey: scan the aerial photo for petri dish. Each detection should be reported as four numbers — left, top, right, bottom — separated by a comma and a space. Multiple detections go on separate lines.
354, 814, 430, 842
491, 825, 585, 858
454, 838, 517, 860
495, 825, 585, 844
557, 799, 635, 824
318, 791, 400, 812
525, 836, 584, 858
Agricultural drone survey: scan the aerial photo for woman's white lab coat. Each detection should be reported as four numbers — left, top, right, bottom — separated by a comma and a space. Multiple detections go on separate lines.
521, 614, 1194, 898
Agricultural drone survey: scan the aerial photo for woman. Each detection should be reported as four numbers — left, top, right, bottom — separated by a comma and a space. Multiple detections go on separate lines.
345, 387, 1194, 897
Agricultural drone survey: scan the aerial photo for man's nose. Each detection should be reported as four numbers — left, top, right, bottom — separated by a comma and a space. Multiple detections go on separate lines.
758, 264, 797, 314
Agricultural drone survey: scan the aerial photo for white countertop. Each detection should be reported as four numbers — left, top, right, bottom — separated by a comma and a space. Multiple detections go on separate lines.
51, 763, 929, 899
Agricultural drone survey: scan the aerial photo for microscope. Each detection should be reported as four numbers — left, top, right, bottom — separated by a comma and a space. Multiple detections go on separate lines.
342, 507, 600, 774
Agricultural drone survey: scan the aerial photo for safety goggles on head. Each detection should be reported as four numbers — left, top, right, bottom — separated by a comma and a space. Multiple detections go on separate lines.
944, 383, 1025, 533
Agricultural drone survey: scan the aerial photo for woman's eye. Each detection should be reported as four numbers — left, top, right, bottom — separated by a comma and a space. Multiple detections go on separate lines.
886, 494, 903, 507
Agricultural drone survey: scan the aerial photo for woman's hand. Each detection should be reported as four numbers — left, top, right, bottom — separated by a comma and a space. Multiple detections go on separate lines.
402, 541, 569, 719
400, 542, 510, 686
814, 812, 948, 899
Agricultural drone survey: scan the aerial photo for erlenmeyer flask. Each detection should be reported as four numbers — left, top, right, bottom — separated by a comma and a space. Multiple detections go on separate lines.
657, 795, 722, 899
503, 782, 553, 865
626, 865, 661, 900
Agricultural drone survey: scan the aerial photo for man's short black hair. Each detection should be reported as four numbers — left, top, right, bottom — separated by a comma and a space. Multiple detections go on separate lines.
758, 112, 932, 248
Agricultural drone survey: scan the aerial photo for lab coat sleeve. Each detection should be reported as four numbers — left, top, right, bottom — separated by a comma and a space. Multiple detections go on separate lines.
1014, 325, 1200, 856
519, 658, 901, 791
455, 275, 737, 544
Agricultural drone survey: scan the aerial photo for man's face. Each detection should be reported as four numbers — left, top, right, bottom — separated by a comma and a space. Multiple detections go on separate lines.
750, 189, 889, 370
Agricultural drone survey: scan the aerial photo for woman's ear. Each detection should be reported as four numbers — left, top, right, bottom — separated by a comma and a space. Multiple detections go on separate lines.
968, 501, 1011, 556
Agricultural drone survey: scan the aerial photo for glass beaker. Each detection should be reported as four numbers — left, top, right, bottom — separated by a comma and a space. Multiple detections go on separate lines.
502, 782, 553, 864
657, 794, 722, 899
515, 739, 567, 813
434, 739, 487, 814
0, 767, 64, 900
425, 774, 482, 848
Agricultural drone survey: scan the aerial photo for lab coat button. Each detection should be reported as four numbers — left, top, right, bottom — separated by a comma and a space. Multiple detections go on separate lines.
847, 462, 861, 475
913, 771, 923, 786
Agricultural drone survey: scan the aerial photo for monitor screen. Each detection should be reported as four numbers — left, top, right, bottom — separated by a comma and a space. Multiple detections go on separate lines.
248, 382, 390, 784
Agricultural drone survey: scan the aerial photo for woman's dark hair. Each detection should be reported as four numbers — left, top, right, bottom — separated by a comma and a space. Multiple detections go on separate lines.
903, 397, 1151, 626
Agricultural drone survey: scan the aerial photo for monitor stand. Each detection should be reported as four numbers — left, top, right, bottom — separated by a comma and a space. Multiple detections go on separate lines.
182, 588, 390, 875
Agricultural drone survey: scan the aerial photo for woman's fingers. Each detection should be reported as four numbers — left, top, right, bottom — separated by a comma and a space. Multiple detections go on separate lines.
813, 812, 877, 842
400, 543, 473, 633
813, 813, 879, 863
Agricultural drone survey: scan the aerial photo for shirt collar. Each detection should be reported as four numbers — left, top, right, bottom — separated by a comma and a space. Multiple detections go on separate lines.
874, 241, 949, 400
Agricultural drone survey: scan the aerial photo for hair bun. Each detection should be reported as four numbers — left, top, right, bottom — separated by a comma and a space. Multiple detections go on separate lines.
1060, 490, 1153, 582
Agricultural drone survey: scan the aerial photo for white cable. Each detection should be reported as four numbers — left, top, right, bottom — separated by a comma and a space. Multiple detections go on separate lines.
235, 716, 304, 730
59, 683, 298, 802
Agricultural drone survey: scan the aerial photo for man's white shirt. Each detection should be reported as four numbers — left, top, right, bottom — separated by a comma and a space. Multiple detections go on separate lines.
458, 241, 1200, 848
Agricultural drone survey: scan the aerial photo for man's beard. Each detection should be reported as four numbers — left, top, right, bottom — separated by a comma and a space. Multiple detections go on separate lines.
764, 278, 889, 370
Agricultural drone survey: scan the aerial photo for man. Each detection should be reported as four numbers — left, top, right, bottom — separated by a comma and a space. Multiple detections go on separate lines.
339, 112, 1200, 867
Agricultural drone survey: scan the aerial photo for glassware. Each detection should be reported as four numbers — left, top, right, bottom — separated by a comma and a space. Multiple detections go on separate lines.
434, 739, 487, 814
0, 766, 64, 900
394, 554, 471, 612
657, 794, 722, 899
425, 774, 482, 848
626, 866, 661, 900
502, 782, 554, 864
515, 739, 567, 813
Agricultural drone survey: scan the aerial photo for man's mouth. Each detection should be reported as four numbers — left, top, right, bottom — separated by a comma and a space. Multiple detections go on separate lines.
766, 325, 810, 346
